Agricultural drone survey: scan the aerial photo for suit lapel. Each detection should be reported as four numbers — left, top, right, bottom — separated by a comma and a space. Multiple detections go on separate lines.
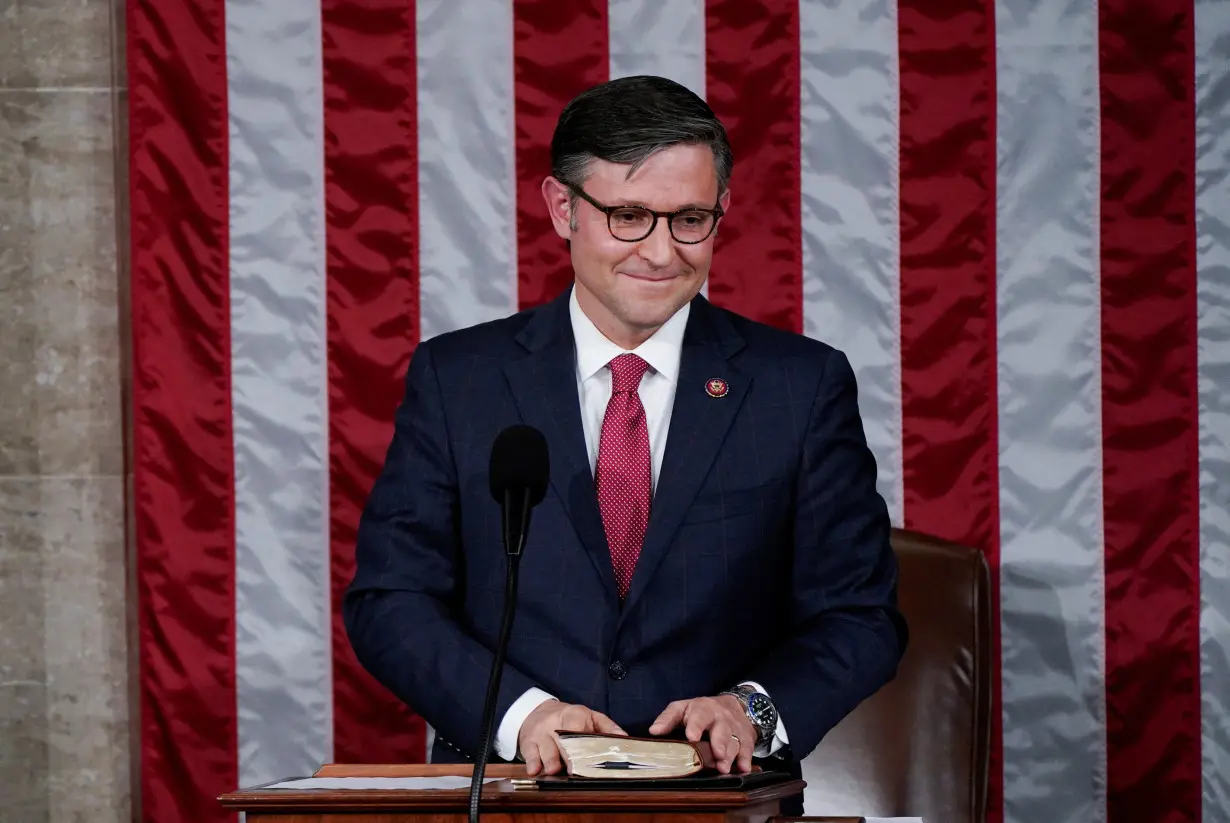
620, 297, 749, 615
501, 292, 620, 602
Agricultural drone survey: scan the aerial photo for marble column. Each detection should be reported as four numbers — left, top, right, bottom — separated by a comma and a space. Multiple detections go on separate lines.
0, 0, 131, 820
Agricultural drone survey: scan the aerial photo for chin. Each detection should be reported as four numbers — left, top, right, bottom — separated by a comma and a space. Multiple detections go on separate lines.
621, 299, 688, 330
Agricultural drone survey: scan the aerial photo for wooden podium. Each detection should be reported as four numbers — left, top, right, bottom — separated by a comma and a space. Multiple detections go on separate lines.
218, 762, 809, 822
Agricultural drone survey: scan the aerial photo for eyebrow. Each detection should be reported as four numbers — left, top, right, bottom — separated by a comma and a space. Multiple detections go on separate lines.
610, 199, 712, 211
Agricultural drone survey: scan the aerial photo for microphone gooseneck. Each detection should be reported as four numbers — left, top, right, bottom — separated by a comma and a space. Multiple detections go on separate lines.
469, 425, 549, 823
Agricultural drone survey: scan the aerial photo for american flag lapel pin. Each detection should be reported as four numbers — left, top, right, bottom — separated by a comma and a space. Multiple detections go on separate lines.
705, 378, 729, 398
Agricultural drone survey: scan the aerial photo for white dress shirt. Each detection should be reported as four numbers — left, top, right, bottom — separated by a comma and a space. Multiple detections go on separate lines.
571, 286, 688, 491
491, 289, 787, 762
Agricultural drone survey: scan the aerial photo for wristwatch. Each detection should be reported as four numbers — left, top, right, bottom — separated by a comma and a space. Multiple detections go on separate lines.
720, 684, 777, 748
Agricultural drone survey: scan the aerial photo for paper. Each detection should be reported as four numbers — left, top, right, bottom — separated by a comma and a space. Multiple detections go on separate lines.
263, 776, 503, 790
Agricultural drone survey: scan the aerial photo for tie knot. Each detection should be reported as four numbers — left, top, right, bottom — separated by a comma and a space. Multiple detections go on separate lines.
608, 353, 650, 393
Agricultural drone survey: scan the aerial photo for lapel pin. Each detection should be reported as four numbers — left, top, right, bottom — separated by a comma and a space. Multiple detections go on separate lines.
705, 378, 729, 398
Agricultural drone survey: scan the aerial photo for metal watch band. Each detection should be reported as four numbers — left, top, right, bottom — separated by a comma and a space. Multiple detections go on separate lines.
721, 686, 774, 745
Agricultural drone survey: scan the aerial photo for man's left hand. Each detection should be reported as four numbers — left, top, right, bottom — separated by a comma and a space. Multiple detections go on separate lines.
648, 695, 755, 774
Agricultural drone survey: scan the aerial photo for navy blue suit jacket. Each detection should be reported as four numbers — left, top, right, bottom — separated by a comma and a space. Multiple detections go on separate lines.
344, 287, 907, 766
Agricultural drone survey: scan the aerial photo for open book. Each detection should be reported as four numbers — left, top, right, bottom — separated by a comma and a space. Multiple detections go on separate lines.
554, 732, 718, 779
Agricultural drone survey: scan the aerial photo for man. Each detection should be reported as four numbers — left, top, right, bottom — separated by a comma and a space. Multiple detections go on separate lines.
344, 75, 907, 784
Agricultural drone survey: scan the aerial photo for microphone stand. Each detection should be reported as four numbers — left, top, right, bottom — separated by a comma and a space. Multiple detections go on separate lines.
468, 487, 532, 823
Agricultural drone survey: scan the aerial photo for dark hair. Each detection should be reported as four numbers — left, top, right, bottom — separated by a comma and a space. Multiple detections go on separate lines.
550, 75, 733, 200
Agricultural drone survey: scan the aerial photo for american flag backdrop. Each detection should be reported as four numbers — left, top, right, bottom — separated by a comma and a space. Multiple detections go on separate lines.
125, 0, 1229, 821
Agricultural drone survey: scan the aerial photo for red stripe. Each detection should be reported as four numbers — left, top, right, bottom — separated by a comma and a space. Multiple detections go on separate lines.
896, 2, 1002, 821
128, 0, 236, 819
1099, 3, 1201, 821
323, 0, 426, 765
704, 0, 801, 333
514, 0, 609, 310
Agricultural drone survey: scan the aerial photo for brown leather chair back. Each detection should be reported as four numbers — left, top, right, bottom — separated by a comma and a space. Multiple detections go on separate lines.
795, 527, 992, 823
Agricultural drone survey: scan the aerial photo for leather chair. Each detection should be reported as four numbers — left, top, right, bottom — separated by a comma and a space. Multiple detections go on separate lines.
775, 527, 993, 823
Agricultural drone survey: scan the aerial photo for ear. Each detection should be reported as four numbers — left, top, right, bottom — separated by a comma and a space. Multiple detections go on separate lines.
541, 176, 573, 240
710, 187, 732, 239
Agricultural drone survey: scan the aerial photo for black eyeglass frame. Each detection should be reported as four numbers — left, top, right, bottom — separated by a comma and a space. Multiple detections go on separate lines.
568, 184, 725, 244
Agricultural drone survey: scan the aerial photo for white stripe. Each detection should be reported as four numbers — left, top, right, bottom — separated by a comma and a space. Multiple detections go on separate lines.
796, 0, 901, 809
608, 0, 708, 299
417, 0, 516, 339
993, 4, 1105, 823
415, 0, 517, 760
1196, 3, 1230, 820
226, 0, 332, 786
608, 0, 706, 100
797, 0, 903, 528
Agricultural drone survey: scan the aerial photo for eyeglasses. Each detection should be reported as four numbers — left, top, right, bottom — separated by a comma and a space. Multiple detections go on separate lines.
569, 184, 724, 244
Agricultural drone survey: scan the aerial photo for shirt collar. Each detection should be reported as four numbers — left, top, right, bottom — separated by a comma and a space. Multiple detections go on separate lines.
569, 287, 690, 384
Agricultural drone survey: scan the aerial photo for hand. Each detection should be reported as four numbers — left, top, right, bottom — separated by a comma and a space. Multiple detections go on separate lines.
648, 695, 755, 774
518, 699, 627, 776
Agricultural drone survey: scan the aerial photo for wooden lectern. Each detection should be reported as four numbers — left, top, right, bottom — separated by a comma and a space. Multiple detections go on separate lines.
219, 762, 808, 822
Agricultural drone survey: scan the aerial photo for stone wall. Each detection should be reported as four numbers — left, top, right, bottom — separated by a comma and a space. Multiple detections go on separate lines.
0, 0, 131, 819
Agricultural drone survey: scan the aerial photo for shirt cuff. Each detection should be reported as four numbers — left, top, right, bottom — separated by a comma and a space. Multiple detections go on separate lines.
494, 687, 557, 761
738, 680, 789, 757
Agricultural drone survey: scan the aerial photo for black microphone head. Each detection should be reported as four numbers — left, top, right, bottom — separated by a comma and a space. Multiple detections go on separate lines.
489, 424, 549, 506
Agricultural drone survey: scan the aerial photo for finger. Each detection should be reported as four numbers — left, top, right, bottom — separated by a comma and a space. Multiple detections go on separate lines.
648, 701, 686, 735
735, 730, 755, 774
537, 733, 563, 776
522, 739, 542, 776
683, 701, 714, 743
709, 721, 736, 773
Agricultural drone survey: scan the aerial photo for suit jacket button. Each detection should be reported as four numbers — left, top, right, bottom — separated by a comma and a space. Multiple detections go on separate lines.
608, 660, 627, 680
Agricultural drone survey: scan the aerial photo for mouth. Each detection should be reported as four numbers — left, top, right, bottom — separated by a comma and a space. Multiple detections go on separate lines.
620, 271, 680, 283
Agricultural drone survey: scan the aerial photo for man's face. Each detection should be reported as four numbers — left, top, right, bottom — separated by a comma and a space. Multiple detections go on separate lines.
542, 144, 730, 348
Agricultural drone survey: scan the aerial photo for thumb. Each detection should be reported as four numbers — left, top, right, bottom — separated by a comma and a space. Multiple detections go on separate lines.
649, 702, 685, 735
590, 711, 627, 736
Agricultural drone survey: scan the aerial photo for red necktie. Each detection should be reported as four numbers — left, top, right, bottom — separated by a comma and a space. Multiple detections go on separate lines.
595, 353, 652, 599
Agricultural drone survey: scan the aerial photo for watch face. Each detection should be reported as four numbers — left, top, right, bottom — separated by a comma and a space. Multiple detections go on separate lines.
748, 693, 776, 727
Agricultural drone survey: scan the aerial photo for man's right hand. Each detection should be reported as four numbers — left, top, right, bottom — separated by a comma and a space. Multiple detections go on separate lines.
518, 699, 627, 776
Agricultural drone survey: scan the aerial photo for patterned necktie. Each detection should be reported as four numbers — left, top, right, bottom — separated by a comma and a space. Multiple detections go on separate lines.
595, 353, 652, 599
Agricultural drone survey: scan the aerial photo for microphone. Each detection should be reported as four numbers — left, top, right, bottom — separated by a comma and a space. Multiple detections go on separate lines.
487, 424, 550, 557
469, 424, 549, 823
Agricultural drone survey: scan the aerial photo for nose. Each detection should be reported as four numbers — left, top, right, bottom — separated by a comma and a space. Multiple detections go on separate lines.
637, 218, 675, 268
